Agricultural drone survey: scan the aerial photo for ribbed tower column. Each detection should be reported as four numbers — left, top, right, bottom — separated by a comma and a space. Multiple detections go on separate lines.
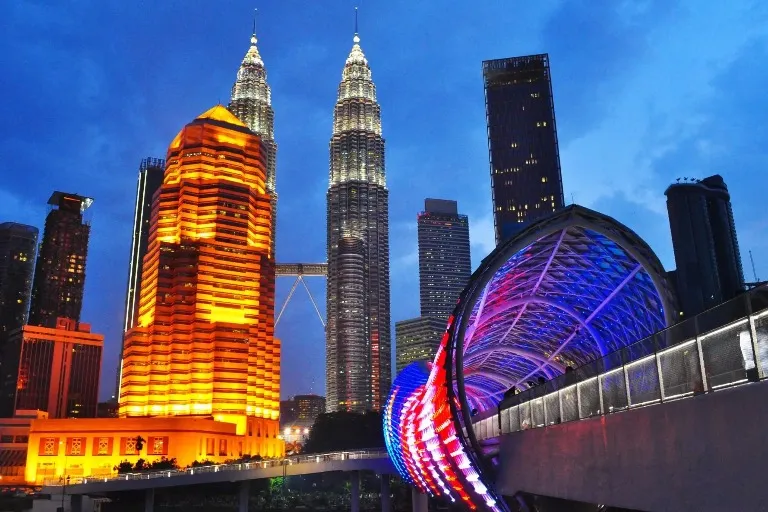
229, 29, 278, 258
326, 31, 391, 412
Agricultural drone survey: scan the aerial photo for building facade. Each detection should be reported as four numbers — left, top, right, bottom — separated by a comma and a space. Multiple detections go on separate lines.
117, 157, 165, 398
228, 29, 278, 258
395, 316, 446, 374
28, 192, 93, 327
2, 319, 102, 419
483, 54, 565, 245
24, 415, 279, 484
665, 175, 745, 317
418, 199, 471, 321
0, 223, 38, 406
0, 410, 47, 485
326, 31, 391, 413
0, 223, 38, 338
118, 106, 280, 448
295, 394, 326, 421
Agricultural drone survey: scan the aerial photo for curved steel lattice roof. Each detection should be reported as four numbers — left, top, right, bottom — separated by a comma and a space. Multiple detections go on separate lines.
383, 205, 676, 512
460, 206, 676, 410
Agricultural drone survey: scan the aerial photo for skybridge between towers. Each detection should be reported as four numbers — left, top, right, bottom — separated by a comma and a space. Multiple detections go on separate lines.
275, 263, 327, 329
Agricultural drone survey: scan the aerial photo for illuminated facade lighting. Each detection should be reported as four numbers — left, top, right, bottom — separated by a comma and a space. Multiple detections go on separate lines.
326, 29, 391, 412
4, 319, 102, 419
118, 106, 280, 446
228, 26, 278, 258
116, 157, 165, 398
384, 205, 677, 511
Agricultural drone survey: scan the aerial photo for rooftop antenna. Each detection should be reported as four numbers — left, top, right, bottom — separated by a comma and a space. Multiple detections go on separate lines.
750, 250, 759, 282
571, 193, 575, 205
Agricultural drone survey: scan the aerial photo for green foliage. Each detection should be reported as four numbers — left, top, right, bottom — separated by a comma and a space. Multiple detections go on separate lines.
113, 460, 134, 474
189, 459, 216, 468
301, 410, 384, 454
146, 457, 178, 471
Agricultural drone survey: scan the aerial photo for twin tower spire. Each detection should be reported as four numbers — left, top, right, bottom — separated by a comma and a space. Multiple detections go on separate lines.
227, 11, 391, 413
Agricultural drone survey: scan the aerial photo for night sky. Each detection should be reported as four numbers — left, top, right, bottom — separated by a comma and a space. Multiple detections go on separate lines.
2, 1, 766, 401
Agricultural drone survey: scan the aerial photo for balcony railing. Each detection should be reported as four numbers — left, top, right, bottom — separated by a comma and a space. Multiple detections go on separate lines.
474, 287, 768, 440
44, 449, 388, 487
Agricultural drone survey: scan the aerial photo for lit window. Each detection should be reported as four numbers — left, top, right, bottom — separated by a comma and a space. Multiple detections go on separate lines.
70, 438, 82, 455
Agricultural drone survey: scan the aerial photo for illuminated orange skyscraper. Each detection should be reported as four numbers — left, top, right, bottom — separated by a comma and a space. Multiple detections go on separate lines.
119, 106, 278, 440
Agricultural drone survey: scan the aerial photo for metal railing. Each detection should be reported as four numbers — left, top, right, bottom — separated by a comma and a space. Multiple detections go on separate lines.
44, 449, 388, 487
474, 287, 768, 441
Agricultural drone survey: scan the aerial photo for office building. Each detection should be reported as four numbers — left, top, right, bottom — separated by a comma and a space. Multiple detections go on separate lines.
418, 199, 471, 321
0, 223, 38, 337
395, 317, 446, 374
295, 394, 326, 422
280, 399, 298, 425
118, 106, 281, 456
483, 54, 565, 244
2, 318, 102, 419
116, 157, 164, 398
326, 30, 391, 412
666, 175, 745, 317
228, 27, 278, 258
0, 223, 38, 390
28, 192, 93, 327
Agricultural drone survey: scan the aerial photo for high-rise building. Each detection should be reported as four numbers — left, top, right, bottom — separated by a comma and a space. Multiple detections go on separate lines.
28, 192, 93, 328
395, 316, 446, 374
0, 223, 38, 338
0, 223, 38, 418
326, 30, 391, 413
665, 175, 745, 317
483, 54, 565, 245
418, 199, 471, 321
295, 394, 326, 421
116, 157, 165, 398
1, 318, 102, 419
118, 106, 280, 449
228, 27, 277, 258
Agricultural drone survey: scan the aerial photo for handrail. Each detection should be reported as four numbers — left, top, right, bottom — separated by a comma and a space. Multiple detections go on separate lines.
44, 448, 389, 487
472, 290, 768, 441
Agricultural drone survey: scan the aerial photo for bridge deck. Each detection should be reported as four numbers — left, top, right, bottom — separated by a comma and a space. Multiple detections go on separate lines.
44, 450, 392, 495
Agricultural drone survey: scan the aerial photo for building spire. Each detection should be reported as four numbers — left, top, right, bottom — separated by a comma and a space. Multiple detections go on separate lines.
253, 8, 257, 38
354, 6, 360, 43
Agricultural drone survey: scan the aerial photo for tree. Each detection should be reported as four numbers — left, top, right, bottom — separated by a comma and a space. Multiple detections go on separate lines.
146, 457, 178, 471
114, 460, 134, 474
302, 411, 384, 454
189, 459, 216, 468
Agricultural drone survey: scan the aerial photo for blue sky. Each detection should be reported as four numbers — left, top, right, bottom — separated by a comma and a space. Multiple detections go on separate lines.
2, 1, 767, 401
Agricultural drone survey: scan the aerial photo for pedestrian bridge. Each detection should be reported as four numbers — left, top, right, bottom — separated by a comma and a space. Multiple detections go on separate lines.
467, 299, 768, 511
43, 449, 392, 495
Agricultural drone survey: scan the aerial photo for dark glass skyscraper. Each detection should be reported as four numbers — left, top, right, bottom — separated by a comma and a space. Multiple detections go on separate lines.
483, 54, 565, 245
0, 223, 38, 416
665, 175, 745, 317
326, 31, 391, 413
116, 157, 164, 397
29, 192, 93, 328
418, 199, 471, 321
0, 223, 38, 337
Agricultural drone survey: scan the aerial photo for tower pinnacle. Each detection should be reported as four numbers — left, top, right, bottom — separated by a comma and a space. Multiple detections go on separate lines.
354, 6, 359, 41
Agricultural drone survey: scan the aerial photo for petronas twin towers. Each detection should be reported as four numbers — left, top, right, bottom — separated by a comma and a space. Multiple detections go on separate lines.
228, 25, 391, 413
